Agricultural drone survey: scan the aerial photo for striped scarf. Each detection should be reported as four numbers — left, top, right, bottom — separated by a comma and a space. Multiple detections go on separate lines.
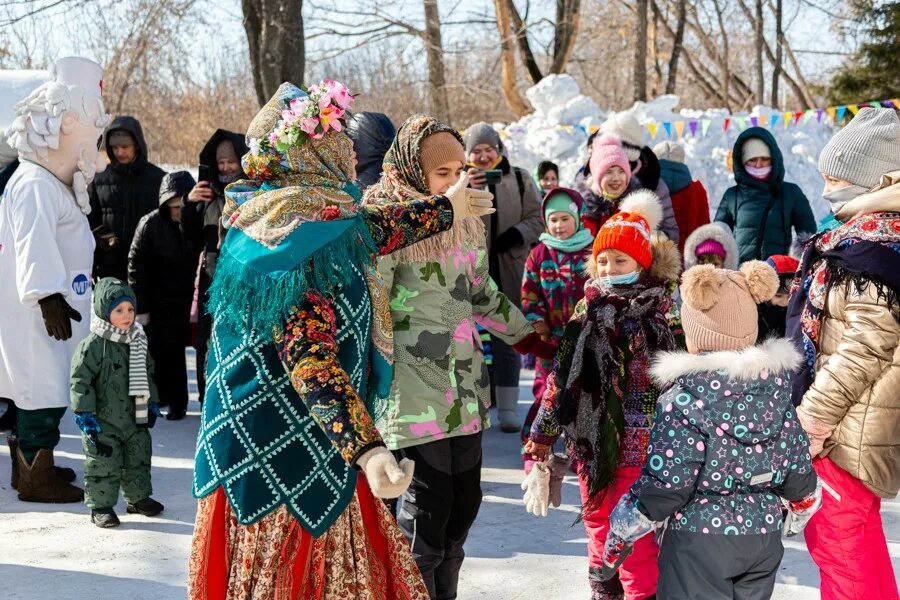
89, 315, 151, 424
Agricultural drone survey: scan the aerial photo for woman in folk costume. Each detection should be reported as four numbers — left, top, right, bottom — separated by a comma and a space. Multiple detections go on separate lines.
187, 81, 494, 599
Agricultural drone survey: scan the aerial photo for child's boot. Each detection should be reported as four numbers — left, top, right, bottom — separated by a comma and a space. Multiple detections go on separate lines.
127, 497, 164, 516
496, 386, 521, 433
91, 507, 120, 528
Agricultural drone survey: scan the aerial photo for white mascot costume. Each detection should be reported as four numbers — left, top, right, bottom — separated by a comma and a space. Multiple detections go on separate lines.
0, 57, 109, 503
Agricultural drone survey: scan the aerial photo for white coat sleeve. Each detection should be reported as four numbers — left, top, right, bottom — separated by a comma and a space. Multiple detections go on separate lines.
10, 178, 68, 307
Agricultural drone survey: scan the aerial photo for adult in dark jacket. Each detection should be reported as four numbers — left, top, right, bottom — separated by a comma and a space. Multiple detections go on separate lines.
715, 127, 816, 263
346, 112, 396, 191
185, 130, 249, 399
128, 171, 201, 420
88, 116, 166, 280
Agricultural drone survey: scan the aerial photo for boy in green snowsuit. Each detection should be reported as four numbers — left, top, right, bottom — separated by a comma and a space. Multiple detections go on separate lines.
70, 277, 164, 527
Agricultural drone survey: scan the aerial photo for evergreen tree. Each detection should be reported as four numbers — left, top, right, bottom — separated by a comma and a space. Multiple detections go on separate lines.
830, 1, 900, 103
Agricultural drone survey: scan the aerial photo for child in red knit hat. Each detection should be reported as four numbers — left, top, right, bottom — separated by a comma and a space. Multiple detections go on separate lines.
522, 190, 683, 599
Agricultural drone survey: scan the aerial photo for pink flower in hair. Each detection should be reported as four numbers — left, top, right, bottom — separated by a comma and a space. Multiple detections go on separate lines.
328, 80, 354, 110
299, 117, 320, 137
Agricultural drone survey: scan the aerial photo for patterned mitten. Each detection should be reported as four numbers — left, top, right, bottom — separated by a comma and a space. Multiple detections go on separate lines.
782, 480, 823, 537
76, 412, 113, 458
598, 493, 655, 580
521, 461, 551, 517
547, 453, 570, 508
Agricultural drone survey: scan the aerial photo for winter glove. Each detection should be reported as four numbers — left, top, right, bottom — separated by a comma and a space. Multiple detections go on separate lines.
141, 404, 162, 429
598, 494, 655, 581
357, 446, 414, 499
75, 412, 113, 458
494, 227, 524, 253
782, 480, 823, 537
445, 171, 495, 219
38, 293, 83, 341
91, 224, 118, 253
521, 461, 551, 517
547, 453, 571, 508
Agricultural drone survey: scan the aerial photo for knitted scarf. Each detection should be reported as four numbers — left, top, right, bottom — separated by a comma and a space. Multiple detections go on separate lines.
363, 115, 485, 264
89, 315, 151, 424
539, 228, 594, 253
787, 210, 900, 405
557, 277, 675, 501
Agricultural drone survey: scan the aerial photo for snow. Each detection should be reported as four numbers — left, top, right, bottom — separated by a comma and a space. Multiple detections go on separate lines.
2, 353, 897, 598
501, 74, 835, 221
0, 70, 50, 166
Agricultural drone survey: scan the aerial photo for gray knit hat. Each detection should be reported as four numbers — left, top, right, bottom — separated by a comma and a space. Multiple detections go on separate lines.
464, 122, 503, 155
818, 107, 900, 189
653, 141, 685, 163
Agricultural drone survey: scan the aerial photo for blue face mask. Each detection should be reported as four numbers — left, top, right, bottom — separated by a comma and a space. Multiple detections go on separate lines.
603, 271, 640, 286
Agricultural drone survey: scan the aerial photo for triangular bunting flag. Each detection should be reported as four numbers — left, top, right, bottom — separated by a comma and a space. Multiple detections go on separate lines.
783, 112, 792, 128
893, 99, 900, 110
816, 108, 824, 123
735, 116, 749, 131
663, 122, 673, 138
723, 117, 731, 132
883, 99, 895, 109
689, 121, 699, 137
702, 119, 712, 136
826, 107, 836, 122
848, 104, 859, 115
793, 111, 804, 124
589, 125, 599, 134
648, 122, 658, 139
769, 114, 779, 128
674, 121, 685, 138
750, 116, 759, 127
836, 105, 847, 121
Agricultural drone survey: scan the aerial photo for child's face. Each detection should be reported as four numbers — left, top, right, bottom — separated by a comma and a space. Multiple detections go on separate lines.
539, 170, 558, 191
427, 160, 465, 196
547, 212, 576, 241
595, 249, 640, 277
697, 253, 725, 268
110, 301, 135, 330
600, 166, 628, 199
770, 292, 790, 307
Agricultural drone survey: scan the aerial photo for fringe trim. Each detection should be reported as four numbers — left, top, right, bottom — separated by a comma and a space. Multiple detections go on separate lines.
388, 217, 486, 264
208, 223, 376, 334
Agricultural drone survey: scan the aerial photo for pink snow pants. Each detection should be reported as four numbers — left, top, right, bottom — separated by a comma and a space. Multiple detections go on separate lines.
804, 456, 899, 600
579, 465, 659, 599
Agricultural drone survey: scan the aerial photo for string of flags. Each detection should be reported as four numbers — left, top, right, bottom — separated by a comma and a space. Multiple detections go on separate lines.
569, 98, 899, 140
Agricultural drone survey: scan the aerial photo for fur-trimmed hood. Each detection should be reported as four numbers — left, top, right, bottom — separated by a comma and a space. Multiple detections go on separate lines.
652, 338, 800, 384
683, 222, 739, 270
587, 231, 681, 282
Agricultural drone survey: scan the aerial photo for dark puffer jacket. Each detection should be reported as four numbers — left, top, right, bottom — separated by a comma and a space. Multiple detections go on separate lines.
346, 112, 396, 191
88, 116, 166, 280
714, 128, 816, 262
127, 171, 201, 314
631, 339, 817, 536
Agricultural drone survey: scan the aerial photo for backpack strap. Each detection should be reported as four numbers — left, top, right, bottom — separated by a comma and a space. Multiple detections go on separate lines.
514, 167, 525, 207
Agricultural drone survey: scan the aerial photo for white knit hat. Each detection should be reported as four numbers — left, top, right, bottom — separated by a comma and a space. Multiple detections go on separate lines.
741, 137, 771, 162
653, 141, 685, 163
600, 111, 644, 149
818, 107, 900, 189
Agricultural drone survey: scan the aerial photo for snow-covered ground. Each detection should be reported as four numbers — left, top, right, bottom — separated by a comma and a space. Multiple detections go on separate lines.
0, 353, 897, 599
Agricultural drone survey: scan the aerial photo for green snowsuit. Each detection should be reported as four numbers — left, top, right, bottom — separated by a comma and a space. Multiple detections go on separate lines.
70, 278, 159, 509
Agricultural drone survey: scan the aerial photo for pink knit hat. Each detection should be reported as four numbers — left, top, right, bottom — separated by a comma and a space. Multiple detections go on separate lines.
695, 239, 727, 260
590, 134, 632, 190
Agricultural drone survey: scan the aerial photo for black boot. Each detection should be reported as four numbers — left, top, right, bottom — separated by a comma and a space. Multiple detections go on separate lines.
127, 497, 164, 516
91, 508, 121, 528
166, 408, 186, 421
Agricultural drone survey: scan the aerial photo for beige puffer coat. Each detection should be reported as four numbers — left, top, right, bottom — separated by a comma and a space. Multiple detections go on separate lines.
799, 173, 900, 498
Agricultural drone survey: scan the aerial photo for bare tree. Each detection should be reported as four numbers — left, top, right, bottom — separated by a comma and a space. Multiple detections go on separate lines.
754, 0, 764, 104
634, 0, 649, 102
242, 0, 305, 107
422, 0, 451, 123
771, 0, 783, 104
494, 0, 531, 115
507, 0, 582, 85
665, 0, 686, 94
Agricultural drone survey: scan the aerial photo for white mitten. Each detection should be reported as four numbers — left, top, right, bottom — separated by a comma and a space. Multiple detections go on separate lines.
521, 461, 551, 517
782, 480, 823, 537
357, 447, 414, 499
445, 172, 496, 219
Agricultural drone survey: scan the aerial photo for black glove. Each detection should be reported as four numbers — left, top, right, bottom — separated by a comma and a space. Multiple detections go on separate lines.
494, 227, 524, 254
88, 431, 113, 458
38, 293, 83, 341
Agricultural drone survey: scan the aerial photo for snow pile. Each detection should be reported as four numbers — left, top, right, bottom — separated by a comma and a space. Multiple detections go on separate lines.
499, 74, 835, 220
0, 70, 50, 165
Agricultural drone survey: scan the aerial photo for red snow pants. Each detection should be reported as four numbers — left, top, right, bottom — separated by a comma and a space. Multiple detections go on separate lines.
579, 465, 659, 599
804, 456, 899, 600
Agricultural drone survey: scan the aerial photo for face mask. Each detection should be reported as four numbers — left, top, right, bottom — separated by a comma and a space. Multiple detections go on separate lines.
603, 271, 640, 286
218, 173, 239, 184
745, 165, 772, 180
822, 183, 867, 207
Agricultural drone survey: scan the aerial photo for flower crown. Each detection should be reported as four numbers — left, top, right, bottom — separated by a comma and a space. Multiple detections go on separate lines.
267, 79, 355, 152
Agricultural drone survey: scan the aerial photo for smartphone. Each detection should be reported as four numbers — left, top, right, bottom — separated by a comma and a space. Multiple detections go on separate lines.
198, 164, 213, 184
483, 169, 502, 185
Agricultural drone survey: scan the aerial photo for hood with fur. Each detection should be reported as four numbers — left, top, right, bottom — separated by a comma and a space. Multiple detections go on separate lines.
683, 222, 740, 270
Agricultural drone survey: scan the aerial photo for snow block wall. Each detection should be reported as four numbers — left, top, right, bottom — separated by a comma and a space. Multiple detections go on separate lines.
498, 74, 835, 220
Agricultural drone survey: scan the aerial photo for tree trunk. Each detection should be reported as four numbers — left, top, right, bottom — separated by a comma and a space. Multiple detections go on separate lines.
712, 0, 730, 111
422, 0, 451, 123
649, 2, 662, 97
242, 0, 305, 107
550, 0, 581, 74
508, 0, 544, 84
494, 0, 531, 116
665, 0, 686, 94
754, 0, 764, 104
771, 0, 783, 105
634, 0, 648, 102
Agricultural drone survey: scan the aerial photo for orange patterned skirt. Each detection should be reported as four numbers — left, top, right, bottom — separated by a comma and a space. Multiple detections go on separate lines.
188, 478, 429, 599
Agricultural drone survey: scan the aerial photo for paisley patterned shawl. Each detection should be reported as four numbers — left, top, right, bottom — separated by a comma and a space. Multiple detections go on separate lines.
362, 114, 485, 264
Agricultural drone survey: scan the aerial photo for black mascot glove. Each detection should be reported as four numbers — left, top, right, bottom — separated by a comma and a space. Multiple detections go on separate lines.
37, 293, 82, 341
494, 227, 524, 254
88, 432, 114, 458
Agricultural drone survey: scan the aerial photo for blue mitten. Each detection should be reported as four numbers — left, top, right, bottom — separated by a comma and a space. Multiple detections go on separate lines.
75, 412, 113, 458
142, 403, 162, 429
